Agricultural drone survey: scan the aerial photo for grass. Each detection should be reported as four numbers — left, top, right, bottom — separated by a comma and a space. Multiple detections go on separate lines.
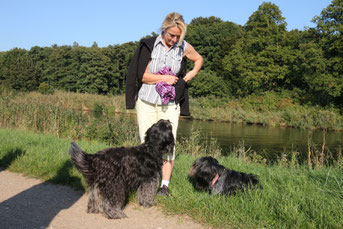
0, 90, 138, 146
189, 93, 343, 131
1, 128, 342, 228
1, 89, 342, 227
164, 155, 343, 228
1, 89, 342, 131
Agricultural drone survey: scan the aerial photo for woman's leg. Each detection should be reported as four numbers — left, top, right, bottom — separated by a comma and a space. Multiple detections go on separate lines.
157, 103, 180, 190
136, 98, 158, 143
161, 160, 174, 183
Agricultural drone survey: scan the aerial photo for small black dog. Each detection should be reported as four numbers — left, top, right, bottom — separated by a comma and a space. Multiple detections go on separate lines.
189, 156, 261, 195
69, 119, 174, 219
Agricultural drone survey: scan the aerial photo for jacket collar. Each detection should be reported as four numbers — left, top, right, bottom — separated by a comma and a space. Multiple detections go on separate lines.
140, 36, 158, 52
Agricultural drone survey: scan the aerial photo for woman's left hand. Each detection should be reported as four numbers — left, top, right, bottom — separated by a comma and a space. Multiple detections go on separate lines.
183, 72, 193, 82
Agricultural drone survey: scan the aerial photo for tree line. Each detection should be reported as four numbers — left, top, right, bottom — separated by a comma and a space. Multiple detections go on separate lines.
0, 1, 342, 107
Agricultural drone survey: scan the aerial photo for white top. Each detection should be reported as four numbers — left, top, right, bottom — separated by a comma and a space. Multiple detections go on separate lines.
138, 34, 188, 105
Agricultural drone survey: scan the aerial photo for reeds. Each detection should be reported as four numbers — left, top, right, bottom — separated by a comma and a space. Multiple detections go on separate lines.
229, 136, 343, 169
176, 128, 222, 157
3, 89, 343, 130
1, 89, 342, 168
0, 92, 137, 146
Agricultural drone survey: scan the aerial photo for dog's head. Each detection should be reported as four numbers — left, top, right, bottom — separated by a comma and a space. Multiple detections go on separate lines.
144, 119, 174, 155
189, 156, 223, 191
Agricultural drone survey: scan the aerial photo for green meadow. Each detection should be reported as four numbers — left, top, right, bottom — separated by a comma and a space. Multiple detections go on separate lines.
0, 128, 342, 228
0, 90, 342, 228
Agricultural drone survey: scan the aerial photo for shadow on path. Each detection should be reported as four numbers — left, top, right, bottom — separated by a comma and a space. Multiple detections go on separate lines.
0, 147, 26, 170
0, 158, 83, 229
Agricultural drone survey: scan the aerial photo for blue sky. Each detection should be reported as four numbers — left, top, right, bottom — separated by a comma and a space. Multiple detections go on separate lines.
0, 0, 332, 51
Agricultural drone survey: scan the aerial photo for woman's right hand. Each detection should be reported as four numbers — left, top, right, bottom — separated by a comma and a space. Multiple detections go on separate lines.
163, 74, 178, 85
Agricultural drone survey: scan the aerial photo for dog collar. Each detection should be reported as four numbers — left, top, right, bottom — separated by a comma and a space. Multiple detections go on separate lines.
210, 173, 219, 187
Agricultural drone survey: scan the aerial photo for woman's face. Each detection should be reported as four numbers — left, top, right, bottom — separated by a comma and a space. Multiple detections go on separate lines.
163, 26, 181, 48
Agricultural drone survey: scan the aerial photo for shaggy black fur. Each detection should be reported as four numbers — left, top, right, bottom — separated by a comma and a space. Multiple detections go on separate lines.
69, 119, 174, 219
189, 156, 261, 195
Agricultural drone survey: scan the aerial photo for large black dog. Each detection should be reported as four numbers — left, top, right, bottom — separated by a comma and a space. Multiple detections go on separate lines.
69, 119, 174, 219
189, 156, 261, 195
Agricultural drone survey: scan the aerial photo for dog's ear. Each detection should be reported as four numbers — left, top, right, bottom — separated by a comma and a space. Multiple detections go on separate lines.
190, 157, 223, 191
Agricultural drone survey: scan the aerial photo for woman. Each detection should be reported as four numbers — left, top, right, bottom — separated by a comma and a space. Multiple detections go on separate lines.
125, 12, 203, 196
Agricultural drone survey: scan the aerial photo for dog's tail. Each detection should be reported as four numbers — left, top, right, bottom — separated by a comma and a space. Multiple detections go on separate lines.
69, 142, 93, 179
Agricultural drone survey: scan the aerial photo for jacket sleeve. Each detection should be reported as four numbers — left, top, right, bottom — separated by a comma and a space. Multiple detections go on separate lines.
175, 57, 190, 116
125, 44, 141, 109
125, 40, 152, 109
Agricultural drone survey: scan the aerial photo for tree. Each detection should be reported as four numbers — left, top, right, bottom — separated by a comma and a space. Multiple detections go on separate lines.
43, 45, 78, 90
189, 70, 231, 98
106, 42, 138, 95
312, 0, 343, 105
222, 2, 292, 96
186, 17, 243, 72
189, 16, 223, 26
77, 46, 113, 94
28, 46, 52, 87
0, 48, 39, 91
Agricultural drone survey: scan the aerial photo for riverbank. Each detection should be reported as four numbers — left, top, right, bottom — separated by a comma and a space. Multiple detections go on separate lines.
1, 89, 342, 131
2, 89, 343, 166
1, 128, 342, 228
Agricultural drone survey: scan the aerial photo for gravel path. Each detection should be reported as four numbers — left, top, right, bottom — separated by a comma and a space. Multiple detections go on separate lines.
0, 169, 205, 229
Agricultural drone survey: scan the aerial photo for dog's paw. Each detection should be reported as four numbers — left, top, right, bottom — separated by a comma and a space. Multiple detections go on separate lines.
87, 207, 100, 214
104, 209, 128, 219
140, 202, 153, 208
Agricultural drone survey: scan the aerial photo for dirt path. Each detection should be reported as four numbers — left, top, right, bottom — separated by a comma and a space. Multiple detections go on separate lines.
0, 169, 205, 229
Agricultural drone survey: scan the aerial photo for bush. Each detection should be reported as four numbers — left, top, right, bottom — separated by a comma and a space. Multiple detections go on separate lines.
189, 70, 231, 98
38, 82, 54, 95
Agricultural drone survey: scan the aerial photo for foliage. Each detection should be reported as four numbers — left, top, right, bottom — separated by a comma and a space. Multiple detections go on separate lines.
312, 0, 343, 105
38, 82, 54, 95
0, 2, 342, 108
0, 42, 137, 95
0, 48, 39, 91
188, 70, 230, 98
222, 2, 291, 96
186, 16, 243, 72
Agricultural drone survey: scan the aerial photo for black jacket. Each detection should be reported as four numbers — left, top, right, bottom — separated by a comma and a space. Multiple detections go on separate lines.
125, 36, 190, 116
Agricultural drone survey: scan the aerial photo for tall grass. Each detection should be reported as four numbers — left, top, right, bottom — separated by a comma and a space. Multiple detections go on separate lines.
1, 90, 342, 166
227, 136, 343, 169
1, 128, 342, 228
1, 89, 342, 131
160, 154, 343, 228
190, 93, 343, 130
0, 91, 138, 146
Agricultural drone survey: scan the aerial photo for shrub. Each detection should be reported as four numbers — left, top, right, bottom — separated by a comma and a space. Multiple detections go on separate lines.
189, 70, 231, 98
38, 82, 54, 95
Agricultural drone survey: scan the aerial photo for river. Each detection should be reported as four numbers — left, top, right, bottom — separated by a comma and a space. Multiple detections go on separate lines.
177, 119, 343, 156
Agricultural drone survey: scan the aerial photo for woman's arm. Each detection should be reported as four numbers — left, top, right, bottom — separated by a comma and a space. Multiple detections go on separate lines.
183, 43, 203, 82
142, 62, 179, 85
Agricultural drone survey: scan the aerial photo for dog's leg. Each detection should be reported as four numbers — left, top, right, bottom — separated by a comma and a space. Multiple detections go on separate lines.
102, 200, 127, 219
137, 173, 160, 208
87, 186, 102, 214
102, 181, 128, 219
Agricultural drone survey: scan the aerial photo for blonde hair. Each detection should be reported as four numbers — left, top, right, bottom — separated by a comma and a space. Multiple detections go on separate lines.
161, 12, 187, 46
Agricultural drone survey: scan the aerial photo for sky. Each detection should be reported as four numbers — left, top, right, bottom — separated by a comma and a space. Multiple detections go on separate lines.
0, 0, 333, 52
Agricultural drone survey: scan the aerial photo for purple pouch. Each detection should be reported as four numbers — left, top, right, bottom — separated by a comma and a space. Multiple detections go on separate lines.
155, 67, 176, 104
156, 66, 176, 76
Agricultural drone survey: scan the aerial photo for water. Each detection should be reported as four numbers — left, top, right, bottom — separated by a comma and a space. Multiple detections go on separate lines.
122, 113, 342, 158
177, 119, 343, 155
